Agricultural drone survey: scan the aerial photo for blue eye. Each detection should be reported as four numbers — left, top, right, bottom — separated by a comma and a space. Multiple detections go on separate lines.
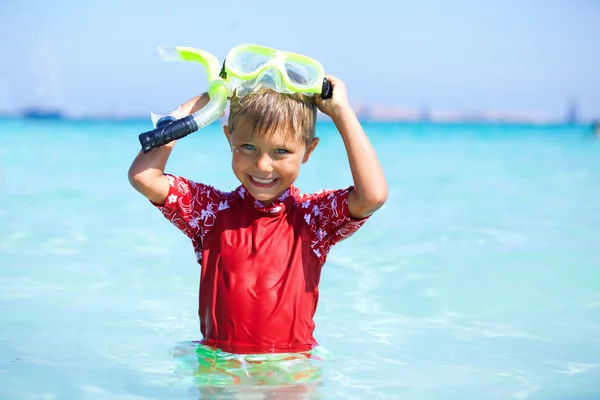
241, 144, 256, 150
274, 148, 289, 155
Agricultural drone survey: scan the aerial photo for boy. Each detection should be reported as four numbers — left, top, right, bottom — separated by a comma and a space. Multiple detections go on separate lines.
127, 75, 387, 355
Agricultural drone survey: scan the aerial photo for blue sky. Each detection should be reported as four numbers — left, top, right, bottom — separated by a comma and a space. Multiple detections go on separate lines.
1, 0, 599, 120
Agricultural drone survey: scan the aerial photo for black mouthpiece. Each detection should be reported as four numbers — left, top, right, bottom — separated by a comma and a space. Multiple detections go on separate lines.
138, 115, 199, 153
320, 78, 333, 99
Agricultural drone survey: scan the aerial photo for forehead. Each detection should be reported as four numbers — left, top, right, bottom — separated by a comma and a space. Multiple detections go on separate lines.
231, 117, 304, 147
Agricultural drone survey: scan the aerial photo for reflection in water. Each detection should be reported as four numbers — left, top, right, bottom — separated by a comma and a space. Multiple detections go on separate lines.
171, 341, 331, 399
195, 381, 322, 400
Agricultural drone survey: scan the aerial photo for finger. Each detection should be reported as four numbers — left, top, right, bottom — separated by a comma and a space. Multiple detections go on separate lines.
324, 74, 338, 85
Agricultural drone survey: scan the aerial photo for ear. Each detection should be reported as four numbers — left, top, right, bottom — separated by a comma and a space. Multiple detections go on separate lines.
301, 137, 319, 164
223, 125, 232, 149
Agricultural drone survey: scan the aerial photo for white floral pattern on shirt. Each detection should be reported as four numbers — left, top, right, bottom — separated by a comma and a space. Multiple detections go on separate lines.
154, 175, 234, 261
298, 187, 368, 263
154, 176, 368, 263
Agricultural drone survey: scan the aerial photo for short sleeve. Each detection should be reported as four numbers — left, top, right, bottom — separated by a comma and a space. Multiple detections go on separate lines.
152, 174, 228, 242
302, 186, 370, 262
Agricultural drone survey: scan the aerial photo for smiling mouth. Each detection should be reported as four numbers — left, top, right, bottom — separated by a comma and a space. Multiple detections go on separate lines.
248, 175, 280, 188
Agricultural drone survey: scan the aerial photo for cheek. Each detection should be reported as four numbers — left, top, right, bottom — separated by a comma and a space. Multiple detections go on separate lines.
231, 150, 252, 169
275, 156, 303, 176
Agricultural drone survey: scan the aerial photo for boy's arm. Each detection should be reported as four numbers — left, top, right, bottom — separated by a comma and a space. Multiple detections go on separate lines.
316, 76, 388, 219
127, 92, 210, 205
180, 92, 212, 115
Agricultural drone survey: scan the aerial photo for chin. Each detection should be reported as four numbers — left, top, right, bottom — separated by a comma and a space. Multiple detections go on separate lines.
249, 188, 279, 203
245, 183, 285, 204
255, 195, 278, 205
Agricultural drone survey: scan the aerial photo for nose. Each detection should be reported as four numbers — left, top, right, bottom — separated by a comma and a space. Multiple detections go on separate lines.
255, 151, 273, 171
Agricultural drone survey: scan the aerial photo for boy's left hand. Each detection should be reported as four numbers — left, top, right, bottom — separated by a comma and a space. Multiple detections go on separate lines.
315, 75, 351, 119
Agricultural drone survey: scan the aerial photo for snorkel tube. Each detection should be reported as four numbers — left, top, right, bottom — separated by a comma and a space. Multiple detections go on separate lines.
138, 46, 228, 153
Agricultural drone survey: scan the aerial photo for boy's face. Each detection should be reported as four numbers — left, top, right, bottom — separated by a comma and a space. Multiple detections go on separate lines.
224, 119, 318, 205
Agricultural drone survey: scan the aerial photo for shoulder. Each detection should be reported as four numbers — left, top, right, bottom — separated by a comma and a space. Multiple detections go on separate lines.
290, 187, 354, 228
165, 174, 235, 200
294, 187, 352, 209
290, 187, 363, 262
161, 174, 240, 215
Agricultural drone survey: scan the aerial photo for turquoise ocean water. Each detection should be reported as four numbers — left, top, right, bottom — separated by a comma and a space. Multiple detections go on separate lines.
1, 118, 599, 399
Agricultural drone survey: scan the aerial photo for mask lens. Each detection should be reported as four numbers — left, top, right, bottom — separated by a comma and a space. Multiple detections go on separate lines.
229, 48, 276, 75
284, 62, 320, 87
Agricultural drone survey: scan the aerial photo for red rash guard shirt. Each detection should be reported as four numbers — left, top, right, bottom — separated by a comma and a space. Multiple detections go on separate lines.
153, 174, 369, 354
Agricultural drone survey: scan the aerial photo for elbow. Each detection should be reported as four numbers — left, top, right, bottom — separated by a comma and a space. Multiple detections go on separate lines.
366, 189, 388, 213
360, 175, 389, 214
127, 165, 140, 188
127, 165, 153, 192
376, 190, 389, 209
354, 187, 388, 218
368, 182, 388, 207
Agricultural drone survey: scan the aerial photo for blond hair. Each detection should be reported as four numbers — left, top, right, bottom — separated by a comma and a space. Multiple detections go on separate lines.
228, 88, 317, 146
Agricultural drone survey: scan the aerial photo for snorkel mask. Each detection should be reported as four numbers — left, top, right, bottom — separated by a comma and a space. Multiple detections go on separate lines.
138, 44, 332, 153
221, 44, 332, 98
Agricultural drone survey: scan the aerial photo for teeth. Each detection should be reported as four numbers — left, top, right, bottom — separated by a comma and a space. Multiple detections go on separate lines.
252, 177, 276, 184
